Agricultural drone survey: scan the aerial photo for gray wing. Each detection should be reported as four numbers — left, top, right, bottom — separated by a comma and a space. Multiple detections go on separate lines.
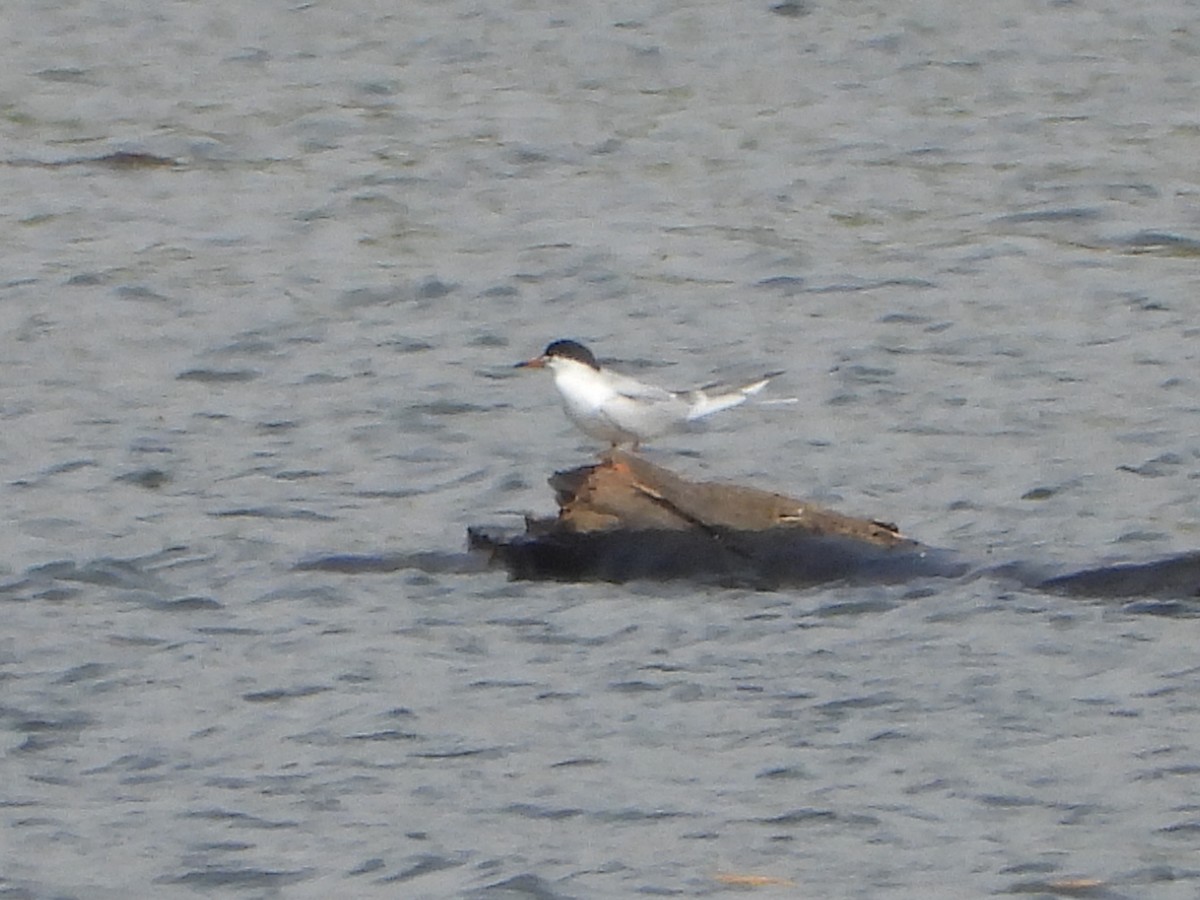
604, 370, 679, 403
598, 371, 689, 439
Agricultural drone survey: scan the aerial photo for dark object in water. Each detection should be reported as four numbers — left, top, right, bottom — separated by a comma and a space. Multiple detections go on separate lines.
1039, 552, 1200, 599
470, 451, 967, 588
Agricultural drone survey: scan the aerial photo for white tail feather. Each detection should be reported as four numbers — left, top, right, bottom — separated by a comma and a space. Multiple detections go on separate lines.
684, 372, 783, 421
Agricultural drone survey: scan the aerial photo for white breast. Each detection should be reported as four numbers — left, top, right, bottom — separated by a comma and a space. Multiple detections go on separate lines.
549, 359, 640, 443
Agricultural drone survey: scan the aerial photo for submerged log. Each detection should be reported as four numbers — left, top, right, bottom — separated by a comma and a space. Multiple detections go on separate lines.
471, 451, 967, 588
1038, 551, 1200, 600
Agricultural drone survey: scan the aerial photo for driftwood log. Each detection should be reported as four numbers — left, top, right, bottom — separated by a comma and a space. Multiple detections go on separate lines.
290, 451, 1200, 602
470, 451, 967, 588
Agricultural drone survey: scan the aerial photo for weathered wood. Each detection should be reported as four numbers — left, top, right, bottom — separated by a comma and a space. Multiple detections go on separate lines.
548, 450, 905, 542
472, 452, 967, 587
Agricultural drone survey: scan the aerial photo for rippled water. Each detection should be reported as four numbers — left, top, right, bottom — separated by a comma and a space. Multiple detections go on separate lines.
4, 0, 1200, 897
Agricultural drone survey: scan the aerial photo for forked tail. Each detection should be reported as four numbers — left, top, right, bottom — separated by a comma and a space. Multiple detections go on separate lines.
685, 371, 788, 421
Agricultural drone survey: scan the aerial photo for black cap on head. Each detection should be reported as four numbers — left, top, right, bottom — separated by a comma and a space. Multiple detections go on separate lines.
543, 339, 599, 369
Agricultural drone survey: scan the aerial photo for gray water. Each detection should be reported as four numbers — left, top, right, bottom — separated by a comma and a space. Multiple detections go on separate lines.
3, 1, 1200, 897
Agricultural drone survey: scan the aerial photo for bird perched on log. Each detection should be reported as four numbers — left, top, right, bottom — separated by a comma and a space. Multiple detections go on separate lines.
515, 339, 786, 450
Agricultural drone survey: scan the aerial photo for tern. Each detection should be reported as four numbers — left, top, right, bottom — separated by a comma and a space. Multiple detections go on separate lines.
515, 339, 784, 450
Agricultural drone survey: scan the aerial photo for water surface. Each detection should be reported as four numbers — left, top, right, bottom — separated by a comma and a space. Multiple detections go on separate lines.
3, 0, 1200, 897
